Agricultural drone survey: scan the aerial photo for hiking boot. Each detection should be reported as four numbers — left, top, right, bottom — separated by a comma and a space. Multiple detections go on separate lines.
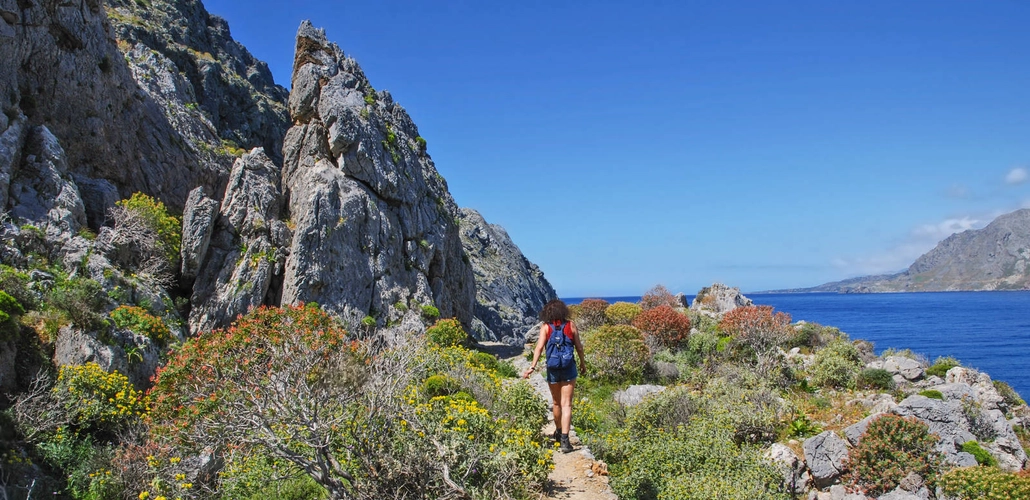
552, 429, 561, 445
560, 434, 573, 453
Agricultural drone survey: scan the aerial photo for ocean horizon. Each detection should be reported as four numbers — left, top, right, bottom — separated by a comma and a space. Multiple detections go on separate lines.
563, 291, 1030, 398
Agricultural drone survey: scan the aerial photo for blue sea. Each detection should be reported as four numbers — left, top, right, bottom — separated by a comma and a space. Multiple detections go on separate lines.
563, 292, 1030, 398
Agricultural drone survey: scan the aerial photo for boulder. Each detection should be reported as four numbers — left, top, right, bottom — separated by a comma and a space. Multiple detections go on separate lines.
764, 443, 810, 494
613, 385, 666, 407
458, 208, 556, 344
54, 326, 127, 376
279, 22, 474, 329
945, 367, 1006, 412
802, 431, 850, 488
690, 283, 753, 316
883, 356, 924, 381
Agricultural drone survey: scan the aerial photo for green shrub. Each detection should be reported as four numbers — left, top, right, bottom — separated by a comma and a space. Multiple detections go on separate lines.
109, 305, 171, 344
785, 415, 822, 438
35, 428, 118, 500
604, 412, 787, 500
583, 325, 649, 381
420, 304, 440, 320
469, 351, 499, 372
926, 356, 961, 378
116, 192, 182, 263
0, 265, 35, 310
810, 339, 863, 388
856, 368, 896, 391
495, 359, 518, 378
496, 381, 548, 433
633, 305, 691, 349
993, 380, 1026, 408
423, 374, 461, 398
426, 318, 466, 347
605, 301, 642, 325
845, 414, 942, 495
939, 466, 1030, 499
962, 440, 998, 467
683, 330, 720, 366
786, 322, 842, 350
219, 452, 329, 499
47, 276, 109, 332
919, 389, 944, 400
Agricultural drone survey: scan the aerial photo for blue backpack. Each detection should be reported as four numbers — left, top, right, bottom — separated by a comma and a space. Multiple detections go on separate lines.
545, 321, 575, 370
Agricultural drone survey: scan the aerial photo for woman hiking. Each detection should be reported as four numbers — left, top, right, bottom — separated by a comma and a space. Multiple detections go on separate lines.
522, 299, 587, 453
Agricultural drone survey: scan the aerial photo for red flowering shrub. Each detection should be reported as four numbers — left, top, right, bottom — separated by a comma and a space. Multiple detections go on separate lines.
632, 305, 691, 349
845, 414, 942, 495
574, 299, 609, 331
718, 305, 791, 355
149, 303, 365, 494
639, 284, 679, 310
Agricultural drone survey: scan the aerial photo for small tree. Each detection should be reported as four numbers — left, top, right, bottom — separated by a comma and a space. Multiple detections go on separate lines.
639, 284, 679, 310
149, 304, 367, 495
719, 305, 791, 359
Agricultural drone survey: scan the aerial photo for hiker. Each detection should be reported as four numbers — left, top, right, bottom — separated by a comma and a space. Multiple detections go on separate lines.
522, 298, 587, 453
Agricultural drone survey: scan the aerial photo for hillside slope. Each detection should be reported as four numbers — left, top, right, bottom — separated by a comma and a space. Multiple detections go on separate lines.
788, 209, 1030, 293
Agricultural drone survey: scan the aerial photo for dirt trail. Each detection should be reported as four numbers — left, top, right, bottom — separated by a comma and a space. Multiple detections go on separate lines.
478, 342, 617, 500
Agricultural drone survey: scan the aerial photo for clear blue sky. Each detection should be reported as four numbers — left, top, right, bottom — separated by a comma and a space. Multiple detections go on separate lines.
204, 0, 1030, 297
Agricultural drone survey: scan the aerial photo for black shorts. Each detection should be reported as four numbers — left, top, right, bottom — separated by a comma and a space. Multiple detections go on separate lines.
546, 364, 578, 384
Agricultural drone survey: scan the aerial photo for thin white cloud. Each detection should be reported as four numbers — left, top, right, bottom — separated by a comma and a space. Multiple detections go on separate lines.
944, 184, 969, 199
1005, 167, 1028, 185
832, 216, 986, 277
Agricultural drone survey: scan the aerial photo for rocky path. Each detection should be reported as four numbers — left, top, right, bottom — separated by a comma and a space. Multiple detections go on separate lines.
477, 342, 617, 500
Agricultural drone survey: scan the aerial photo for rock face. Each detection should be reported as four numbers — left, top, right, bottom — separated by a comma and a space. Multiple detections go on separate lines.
278, 22, 474, 327
690, 283, 753, 316
189, 149, 290, 333
458, 208, 556, 343
789, 208, 1030, 292
0, 0, 288, 214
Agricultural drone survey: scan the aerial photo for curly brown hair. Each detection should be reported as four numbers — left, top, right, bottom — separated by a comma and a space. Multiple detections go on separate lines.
540, 299, 569, 323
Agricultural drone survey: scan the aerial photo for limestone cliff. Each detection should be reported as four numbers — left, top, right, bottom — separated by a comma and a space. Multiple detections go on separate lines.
276, 22, 475, 329
0, 0, 288, 221
459, 208, 556, 344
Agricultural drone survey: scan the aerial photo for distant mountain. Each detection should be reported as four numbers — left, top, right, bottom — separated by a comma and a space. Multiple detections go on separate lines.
776, 209, 1030, 293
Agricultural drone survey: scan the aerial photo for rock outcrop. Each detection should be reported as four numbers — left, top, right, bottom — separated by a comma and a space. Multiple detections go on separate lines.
189, 149, 289, 333
690, 283, 753, 317
458, 208, 556, 343
1, 0, 285, 214
277, 22, 474, 328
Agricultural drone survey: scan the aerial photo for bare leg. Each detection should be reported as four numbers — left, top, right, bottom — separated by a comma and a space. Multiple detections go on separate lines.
548, 382, 563, 430
560, 381, 575, 434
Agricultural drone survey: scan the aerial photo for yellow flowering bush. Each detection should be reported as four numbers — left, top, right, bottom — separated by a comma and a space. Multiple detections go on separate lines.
54, 363, 148, 433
